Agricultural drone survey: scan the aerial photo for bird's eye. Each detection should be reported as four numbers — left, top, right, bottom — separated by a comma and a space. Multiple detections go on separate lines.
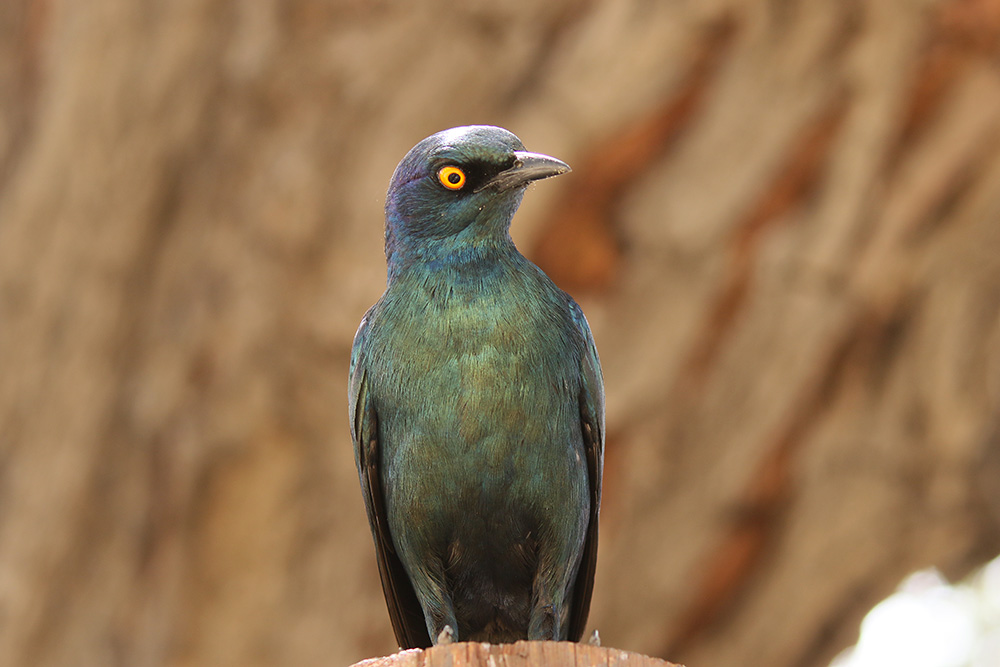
437, 166, 466, 190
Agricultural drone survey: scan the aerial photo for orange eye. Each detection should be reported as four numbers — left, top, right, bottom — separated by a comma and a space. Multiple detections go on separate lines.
438, 166, 466, 190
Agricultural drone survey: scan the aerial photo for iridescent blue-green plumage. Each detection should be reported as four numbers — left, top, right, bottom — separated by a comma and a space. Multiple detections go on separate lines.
349, 126, 604, 648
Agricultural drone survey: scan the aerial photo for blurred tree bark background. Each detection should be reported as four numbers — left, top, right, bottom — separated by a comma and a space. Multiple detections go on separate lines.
2, 1, 1000, 666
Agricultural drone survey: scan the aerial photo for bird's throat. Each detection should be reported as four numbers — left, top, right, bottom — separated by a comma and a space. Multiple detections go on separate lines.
387, 232, 517, 286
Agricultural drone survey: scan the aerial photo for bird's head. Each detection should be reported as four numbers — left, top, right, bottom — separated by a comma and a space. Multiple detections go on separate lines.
383, 125, 570, 270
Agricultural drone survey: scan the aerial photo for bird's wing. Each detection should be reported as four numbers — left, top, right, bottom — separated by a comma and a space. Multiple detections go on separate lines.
567, 301, 605, 642
350, 312, 432, 649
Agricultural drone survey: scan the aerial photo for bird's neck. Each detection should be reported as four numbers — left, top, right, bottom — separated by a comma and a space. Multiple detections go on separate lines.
388, 236, 522, 285
385, 220, 520, 285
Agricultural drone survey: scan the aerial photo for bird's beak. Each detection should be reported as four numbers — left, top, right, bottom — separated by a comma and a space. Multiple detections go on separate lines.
476, 151, 571, 192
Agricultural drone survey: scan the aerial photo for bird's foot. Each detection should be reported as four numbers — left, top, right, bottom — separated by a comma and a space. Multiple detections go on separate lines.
587, 629, 601, 646
436, 625, 455, 645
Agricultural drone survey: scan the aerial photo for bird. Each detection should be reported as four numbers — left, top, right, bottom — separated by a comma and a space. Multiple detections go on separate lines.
348, 125, 604, 648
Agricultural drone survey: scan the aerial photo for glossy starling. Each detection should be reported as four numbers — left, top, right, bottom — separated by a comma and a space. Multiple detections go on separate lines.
349, 125, 604, 647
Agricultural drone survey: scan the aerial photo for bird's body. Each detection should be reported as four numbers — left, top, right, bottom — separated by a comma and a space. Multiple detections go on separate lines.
350, 126, 603, 647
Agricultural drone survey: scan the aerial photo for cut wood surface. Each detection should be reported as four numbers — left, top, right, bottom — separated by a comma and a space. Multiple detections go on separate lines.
351, 642, 682, 667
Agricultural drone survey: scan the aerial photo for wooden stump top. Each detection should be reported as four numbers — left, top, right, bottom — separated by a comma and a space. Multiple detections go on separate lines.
350, 641, 682, 667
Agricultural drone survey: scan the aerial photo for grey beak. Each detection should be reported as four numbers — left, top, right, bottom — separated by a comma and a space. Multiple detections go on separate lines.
476, 151, 571, 192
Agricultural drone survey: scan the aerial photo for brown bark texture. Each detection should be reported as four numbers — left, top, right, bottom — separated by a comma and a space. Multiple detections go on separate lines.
2, 1, 1000, 666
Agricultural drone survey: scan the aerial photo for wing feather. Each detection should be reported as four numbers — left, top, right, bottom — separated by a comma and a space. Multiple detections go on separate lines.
350, 314, 431, 649
566, 301, 605, 641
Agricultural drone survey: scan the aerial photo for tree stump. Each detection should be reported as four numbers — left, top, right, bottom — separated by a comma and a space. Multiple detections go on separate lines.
350, 641, 682, 667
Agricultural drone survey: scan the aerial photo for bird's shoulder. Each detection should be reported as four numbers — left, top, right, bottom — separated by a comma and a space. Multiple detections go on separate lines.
349, 305, 376, 379
348, 304, 378, 444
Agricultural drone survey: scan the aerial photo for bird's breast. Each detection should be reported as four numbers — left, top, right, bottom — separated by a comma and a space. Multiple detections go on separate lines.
370, 272, 590, 585
370, 270, 581, 474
